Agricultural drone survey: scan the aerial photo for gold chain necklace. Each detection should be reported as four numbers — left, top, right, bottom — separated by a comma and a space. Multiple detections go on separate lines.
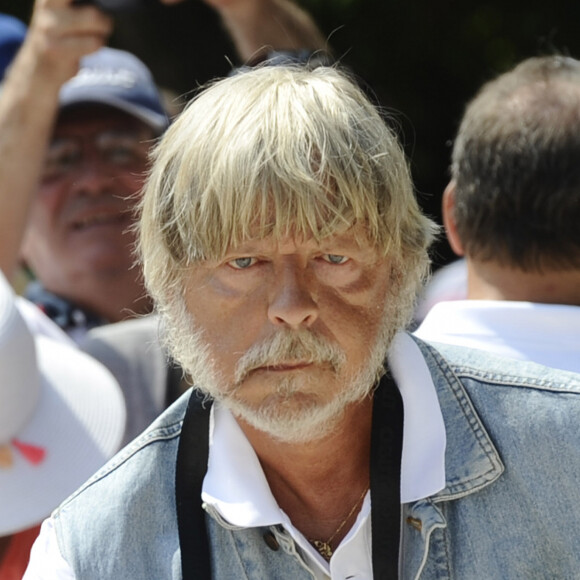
310, 486, 369, 561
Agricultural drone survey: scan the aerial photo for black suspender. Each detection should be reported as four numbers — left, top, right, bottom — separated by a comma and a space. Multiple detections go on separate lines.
175, 389, 213, 579
370, 372, 404, 579
175, 371, 403, 579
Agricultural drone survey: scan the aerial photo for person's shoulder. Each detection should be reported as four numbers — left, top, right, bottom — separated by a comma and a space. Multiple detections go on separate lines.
83, 314, 163, 353
412, 334, 580, 395
414, 259, 468, 323
80, 314, 171, 444
80, 315, 167, 387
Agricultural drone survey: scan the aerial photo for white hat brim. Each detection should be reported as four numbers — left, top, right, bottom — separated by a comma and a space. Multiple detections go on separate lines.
0, 336, 126, 535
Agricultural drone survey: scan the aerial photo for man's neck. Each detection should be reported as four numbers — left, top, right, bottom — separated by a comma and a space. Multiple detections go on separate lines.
236, 397, 373, 547
466, 259, 580, 305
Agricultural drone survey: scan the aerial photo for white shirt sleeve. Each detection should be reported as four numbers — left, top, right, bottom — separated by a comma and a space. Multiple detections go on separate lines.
23, 518, 77, 580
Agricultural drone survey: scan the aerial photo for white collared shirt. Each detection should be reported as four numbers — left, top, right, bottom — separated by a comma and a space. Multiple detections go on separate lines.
24, 332, 446, 580
415, 300, 580, 374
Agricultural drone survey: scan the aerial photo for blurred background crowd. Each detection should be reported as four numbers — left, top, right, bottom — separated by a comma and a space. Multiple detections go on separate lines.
6, 0, 580, 269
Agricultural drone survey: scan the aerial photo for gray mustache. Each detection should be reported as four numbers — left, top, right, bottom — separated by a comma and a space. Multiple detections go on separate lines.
234, 330, 346, 383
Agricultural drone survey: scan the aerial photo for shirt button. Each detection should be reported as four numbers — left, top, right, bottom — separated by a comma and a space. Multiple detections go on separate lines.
263, 530, 280, 551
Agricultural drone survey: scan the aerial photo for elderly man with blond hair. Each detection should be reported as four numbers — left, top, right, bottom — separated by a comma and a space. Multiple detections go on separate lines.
26, 64, 580, 579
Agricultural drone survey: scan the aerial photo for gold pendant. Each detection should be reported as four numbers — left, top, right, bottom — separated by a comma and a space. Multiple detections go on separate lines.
313, 540, 333, 560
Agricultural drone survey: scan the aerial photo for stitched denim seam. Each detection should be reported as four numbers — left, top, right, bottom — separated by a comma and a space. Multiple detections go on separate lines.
419, 342, 504, 499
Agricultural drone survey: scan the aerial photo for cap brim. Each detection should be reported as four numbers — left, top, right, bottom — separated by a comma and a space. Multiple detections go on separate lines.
0, 337, 126, 535
59, 93, 169, 135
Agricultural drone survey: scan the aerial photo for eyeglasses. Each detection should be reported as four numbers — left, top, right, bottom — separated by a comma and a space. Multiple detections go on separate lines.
43, 129, 152, 181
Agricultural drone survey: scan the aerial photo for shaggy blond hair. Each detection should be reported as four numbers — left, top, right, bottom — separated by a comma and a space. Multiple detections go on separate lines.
138, 65, 437, 318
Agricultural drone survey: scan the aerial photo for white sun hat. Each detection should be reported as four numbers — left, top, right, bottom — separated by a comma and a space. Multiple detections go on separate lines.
0, 272, 126, 535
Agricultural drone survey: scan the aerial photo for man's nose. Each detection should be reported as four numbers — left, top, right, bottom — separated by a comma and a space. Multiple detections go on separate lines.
268, 263, 319, 329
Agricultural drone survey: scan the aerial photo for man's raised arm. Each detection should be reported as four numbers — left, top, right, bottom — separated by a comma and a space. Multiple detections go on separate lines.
0, 0, 111, 278
203, 0, 328, 63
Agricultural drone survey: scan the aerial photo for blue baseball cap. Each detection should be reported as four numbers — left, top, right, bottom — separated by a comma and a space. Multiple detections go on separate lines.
59, 47, 169, 134
0, 14, 27, 80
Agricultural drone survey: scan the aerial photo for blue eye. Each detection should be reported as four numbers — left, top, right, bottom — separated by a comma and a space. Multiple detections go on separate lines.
324, 254, 349, 265
229, 257, 256, 269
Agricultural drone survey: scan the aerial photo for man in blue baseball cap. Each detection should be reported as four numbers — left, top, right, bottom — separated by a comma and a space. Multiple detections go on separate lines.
0, 1, 168, 340
18, 45, 170, 342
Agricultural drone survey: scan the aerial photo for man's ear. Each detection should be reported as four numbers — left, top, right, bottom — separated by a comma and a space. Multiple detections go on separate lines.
442, 181, 465, 256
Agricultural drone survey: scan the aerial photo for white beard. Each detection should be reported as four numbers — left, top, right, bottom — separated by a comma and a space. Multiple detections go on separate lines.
161, 274, 412, 443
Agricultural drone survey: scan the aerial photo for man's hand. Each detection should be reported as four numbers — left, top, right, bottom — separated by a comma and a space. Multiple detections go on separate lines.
21, 0, 113, 87
156, 0, 327, 63
195, 0, 327, 63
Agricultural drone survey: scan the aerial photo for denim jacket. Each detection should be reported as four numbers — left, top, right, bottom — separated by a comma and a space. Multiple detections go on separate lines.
52, 335, 580, 579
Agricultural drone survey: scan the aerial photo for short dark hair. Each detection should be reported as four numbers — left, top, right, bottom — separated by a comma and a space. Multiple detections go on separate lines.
451, 55, 580, 272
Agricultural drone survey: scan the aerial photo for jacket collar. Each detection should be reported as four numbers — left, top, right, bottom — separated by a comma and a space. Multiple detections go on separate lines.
411, 335, 504, 502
